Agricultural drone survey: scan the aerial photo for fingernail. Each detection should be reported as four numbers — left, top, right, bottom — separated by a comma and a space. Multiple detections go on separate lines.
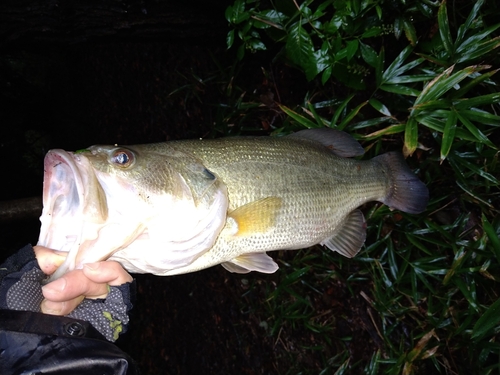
84, 262, 101, 271
42, 277, 67, 293
41, 299, 62, 315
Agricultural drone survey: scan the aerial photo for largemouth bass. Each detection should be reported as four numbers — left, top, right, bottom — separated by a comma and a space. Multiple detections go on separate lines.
38, 129, 428, 280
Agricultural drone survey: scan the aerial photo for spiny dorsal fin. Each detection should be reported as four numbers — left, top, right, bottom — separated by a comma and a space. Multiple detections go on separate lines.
289, 128, 364, 157
228, 197, 282, 237
321, 209, 366, 258
221, 253, 279, 274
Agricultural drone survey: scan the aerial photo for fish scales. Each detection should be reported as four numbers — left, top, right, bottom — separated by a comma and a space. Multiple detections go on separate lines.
143, 136, 390, 275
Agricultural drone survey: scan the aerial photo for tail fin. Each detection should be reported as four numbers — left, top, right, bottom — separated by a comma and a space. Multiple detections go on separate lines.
373, 152, 429, 214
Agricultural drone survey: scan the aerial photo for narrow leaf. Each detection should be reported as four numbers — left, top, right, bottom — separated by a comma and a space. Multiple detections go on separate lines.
413, 66, 484, 111
380, 84, 420, 96
403, 18, 417, 47
456, 0, 485, 44
404, 117, 418, 157
482, 214, 500, 264
331, 94, 354, 127
471, 298, 500, 340
456, 111, 497, 148
279, 105, 320, 128
460, 109, 500, 126
440, 109, 457, 162
375, 46, 385, 88
454, 92, 500, 110
452, 68, 498, 98
369, 98, 392, 116
456, 37, 500, 64
338, 101, 368, 130
381, 45, 414, 84
438, 0, 454, 56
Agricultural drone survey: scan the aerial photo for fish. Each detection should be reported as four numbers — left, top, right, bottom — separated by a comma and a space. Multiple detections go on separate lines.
38, 128, 428, 281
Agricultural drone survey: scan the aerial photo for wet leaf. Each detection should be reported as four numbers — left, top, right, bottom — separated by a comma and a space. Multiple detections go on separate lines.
404, 117, 418, 157
471, 298, 500, 341
279, 104, 319, 128
438, 0, 454, 56
440, 109, 457, 162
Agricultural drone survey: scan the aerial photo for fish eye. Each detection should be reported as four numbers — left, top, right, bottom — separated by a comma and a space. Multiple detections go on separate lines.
110, 149, 135, 168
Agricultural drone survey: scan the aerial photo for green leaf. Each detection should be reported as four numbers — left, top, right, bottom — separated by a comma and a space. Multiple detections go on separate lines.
456, 36, 500, 64
307, 102, 328, 127
362, 27, 382, 38
402, 18, 417, 47
331, 94, 355, 127
380, 84, 420, 96
456, 112, 496, 148
393, 17, 403, 40
454, 277, 479, 313
279, 104, 320, 129
346, 39, 359, 61
375, 46, 385, 87
338, 101, 368, 131
438, 0, 454, 56
416, 113, 478, 142
386, 74, 435, 84
454, 92, 500, 110
286, 21, 315, 71
440, 109, 457, 162
381, 45, 414, 84
460, 109, 500, 126
482, 214, 500, 264
412, 66, 484, 113
363, 124, 405, 139
321, 66, 332, 85
252, 10, 287, 29
471, 298, 500, 341
360, 41, 378, 66
455, 24, 500, 55
369, 98, 391, 116
451, 69, 499, 98
456, 180, 495, 209
456, 0, 485, 44
404, 117, 418, 157
226, 30, 235, 49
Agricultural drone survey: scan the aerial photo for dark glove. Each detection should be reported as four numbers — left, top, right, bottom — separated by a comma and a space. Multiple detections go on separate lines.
0, 244, 135, 342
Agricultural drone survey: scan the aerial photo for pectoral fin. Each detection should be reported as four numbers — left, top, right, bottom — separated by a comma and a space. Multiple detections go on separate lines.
221, 253, 279, 274
228, 197, 282, 237
321, 209, 366, 258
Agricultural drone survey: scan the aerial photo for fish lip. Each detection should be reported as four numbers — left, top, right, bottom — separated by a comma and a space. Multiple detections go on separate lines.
38, 149, 86, 251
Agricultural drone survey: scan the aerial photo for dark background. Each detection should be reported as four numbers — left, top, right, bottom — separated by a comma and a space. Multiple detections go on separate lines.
0, 1, 323, 374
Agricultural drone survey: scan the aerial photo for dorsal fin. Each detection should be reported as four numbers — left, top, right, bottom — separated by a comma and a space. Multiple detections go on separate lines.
289, 128, 364, 157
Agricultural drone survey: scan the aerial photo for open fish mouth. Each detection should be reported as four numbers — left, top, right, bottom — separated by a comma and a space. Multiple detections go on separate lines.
38, 149, 93, 253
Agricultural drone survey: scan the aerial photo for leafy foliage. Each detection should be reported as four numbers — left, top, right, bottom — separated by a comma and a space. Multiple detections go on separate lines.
222, 0, 500, 374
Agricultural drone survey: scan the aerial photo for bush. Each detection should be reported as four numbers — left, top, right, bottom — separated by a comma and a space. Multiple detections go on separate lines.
220, 0, 500, 374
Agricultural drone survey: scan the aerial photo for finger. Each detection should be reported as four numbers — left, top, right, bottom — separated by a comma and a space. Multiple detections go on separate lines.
33, 246, 67, 275
41, 269, 111, 302
41, 296, 85, 316
83, 261, 133, 286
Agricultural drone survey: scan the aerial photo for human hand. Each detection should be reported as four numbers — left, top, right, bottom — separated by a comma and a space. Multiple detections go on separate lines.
34, 246, 133, 316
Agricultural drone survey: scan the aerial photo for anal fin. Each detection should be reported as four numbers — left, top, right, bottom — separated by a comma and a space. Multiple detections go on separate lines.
321, 209, 366, 258
221, 253, 279, 274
